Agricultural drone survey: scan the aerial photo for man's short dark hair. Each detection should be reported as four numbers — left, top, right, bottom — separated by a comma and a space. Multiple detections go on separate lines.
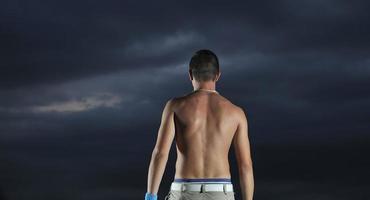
189, 49, 220, 82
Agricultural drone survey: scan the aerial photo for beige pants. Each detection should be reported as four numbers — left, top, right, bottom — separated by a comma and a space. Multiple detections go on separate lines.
164, 189, 235, 200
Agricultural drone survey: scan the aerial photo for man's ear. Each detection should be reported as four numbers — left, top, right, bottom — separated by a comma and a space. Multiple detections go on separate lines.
188, 69, 193, 81
215, 71, 221, 82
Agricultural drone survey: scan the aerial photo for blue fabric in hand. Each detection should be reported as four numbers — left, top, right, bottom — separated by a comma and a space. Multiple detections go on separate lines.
145, 192, 158, 200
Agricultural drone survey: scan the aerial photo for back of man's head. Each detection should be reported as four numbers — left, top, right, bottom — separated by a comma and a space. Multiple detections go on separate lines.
189, 49, 220, 82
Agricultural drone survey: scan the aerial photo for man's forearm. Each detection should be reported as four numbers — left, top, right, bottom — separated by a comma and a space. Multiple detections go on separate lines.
239, 166, 254, 200
147, 152, 169, 194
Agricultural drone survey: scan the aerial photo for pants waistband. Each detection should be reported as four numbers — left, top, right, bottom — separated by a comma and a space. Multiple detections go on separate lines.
170, 181, 234, 192
173, 178, 232, 183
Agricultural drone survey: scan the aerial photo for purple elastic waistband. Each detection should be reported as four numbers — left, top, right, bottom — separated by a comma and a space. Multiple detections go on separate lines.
173, 178, 231, 183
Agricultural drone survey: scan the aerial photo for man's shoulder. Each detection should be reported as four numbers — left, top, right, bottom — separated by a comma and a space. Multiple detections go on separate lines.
167, 94, 189, 105
164, 96, 182, 110
233, 104, 248, 124
213, 96, 246, 120
223, 100, 247, 120
164, 97, 177, 107
217, 96, 242, 111
234, 104, 246, 114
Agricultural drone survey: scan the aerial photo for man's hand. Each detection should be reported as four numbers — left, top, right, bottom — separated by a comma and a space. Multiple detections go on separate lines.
146, 98, 176, 196
145, 192, 158, 200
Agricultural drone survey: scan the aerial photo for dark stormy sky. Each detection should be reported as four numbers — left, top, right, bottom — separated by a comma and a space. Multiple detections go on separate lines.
1, 0, 370, 199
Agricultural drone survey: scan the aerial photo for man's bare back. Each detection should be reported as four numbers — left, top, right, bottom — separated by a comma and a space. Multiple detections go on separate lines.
147, 89, 253, 200
172, 90, 243, 179
146, 49, 253, 200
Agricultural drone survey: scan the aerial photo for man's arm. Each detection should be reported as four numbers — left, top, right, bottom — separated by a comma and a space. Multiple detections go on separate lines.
233, 107, 254, 200
146, 98, 176, 196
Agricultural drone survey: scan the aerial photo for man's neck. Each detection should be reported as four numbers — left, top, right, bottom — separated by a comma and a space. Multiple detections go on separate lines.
193, 81, 216, 91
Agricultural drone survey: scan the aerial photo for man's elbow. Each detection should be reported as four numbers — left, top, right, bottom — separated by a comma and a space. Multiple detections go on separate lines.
151, 148, 169, 159
238, 162, 253, 173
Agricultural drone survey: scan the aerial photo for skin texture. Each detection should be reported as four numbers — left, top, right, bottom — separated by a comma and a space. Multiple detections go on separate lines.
147, 71, 254, 200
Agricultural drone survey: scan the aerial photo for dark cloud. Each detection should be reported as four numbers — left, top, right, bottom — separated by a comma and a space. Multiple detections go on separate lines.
2, 0, 369, 88
1, 0, 369, 199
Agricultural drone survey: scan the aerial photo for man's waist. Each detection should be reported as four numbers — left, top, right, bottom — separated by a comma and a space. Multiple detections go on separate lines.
173, 177, 232, 183
170, 178, 233, 192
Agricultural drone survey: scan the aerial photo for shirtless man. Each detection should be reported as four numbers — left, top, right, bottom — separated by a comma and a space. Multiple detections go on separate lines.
145, 49, 254, 200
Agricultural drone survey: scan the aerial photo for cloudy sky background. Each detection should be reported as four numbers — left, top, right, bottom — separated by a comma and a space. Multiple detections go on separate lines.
1, 0, 369, 199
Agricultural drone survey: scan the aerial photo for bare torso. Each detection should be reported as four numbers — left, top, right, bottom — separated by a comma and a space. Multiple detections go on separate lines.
172, 90, 240, 179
